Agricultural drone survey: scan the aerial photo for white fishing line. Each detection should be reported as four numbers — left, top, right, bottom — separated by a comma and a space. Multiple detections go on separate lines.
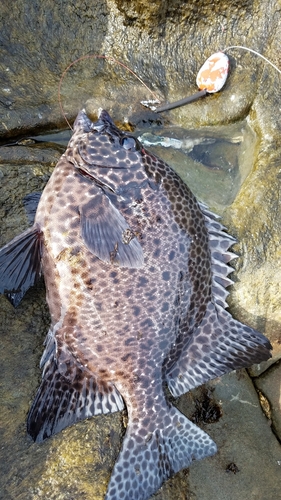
222, 45, 281, 76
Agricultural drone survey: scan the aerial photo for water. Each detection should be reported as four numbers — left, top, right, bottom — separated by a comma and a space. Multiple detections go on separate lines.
137, 119, 257, 212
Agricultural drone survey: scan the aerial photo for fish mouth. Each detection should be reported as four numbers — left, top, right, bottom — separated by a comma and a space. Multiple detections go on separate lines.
97, 108, 115, 125
84, 108, 115, 133
73, 109, 114, 134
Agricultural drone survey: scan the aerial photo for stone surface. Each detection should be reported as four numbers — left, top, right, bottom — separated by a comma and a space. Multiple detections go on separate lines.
1, 1, 281, 499
137, 119, 256, 212
185, 371, 281, 500
254, 361, 281, 441
0, 0, 280, 134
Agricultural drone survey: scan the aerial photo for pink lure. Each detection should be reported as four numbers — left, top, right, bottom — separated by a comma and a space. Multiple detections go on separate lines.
196, 52, 229, 93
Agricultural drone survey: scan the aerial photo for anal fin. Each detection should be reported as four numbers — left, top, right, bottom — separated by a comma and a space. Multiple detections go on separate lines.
166, 302, 272, 398
27, 355, 124, 443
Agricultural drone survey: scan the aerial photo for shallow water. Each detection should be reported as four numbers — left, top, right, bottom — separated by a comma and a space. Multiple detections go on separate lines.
137, 119, 257, 212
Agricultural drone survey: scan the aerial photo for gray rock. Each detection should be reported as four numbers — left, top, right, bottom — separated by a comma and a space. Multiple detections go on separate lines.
254, 361, 281, 441
0, 0, 280, 134
186, 371, 281, 500
1, 1, 281, 498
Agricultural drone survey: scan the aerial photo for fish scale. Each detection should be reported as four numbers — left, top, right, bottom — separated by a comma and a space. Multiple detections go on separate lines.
0, 109, 272, 500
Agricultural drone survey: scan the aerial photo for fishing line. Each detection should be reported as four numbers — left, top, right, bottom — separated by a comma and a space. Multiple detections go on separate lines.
221, 45, 281, 76
58, 54, 161, 130
59, 46, 281, 124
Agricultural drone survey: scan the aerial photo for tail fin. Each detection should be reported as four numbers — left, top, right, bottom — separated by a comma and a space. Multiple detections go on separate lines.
105, 406, 216, 500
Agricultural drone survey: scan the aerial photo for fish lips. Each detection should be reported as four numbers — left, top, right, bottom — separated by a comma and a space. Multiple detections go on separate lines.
95, 108, 115, 128
73, 108, 117, 134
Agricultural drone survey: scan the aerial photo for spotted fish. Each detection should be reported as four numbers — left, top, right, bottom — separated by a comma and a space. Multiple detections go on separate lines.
0, 110, 271, 500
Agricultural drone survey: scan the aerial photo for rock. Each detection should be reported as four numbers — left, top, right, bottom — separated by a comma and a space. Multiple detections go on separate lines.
221, 16, 281, 368
0, 0, 281, 134
183, 371, 281, 500
137, 119, 256, 212
254, 360, 281, 441
1, 1, 281, 498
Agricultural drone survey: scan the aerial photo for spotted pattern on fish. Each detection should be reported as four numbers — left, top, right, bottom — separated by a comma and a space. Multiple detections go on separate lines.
0, 109, 271, 500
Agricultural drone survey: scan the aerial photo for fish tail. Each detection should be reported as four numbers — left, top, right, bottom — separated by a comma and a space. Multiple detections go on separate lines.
105, 406, 216, 500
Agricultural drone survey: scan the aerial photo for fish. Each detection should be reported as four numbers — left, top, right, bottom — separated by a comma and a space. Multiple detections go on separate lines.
0, 109, 271, 500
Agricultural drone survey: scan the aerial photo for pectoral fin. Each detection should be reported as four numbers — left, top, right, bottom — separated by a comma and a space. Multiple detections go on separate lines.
80, 191, 144, 268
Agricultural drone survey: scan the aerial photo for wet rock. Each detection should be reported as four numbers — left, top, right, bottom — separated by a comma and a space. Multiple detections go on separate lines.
0, 0, 110, 136
185, 371, 281, 500
221, 16, 281, 369
0, 0, 281, 135
225, 137, 281, 371
137, 119, 256, 212
254, 361, 281, 441
1, 1, 281, 498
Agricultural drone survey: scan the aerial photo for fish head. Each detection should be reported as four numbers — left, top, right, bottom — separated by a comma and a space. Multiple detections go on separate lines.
60, 109, 163, 269
67, 109, 151, 193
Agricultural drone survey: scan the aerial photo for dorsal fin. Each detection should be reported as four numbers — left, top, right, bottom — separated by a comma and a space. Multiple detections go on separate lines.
165, 202, 272, 397
0, 225, 42, 307
166, 301, 272, 397
199, 201, 237, 309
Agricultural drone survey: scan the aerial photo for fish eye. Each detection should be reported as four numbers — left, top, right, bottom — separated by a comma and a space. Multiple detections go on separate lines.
120, 136, 139, 151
